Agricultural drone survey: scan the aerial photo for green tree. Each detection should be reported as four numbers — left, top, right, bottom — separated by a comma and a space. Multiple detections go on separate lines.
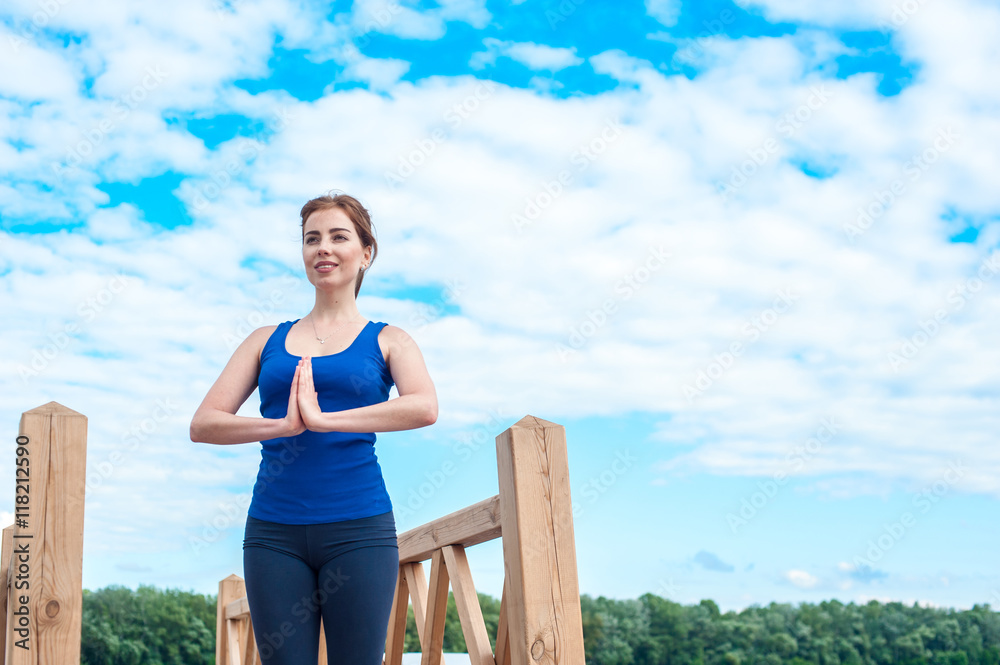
81, 585, 215, 665
79, 584, 1000, 665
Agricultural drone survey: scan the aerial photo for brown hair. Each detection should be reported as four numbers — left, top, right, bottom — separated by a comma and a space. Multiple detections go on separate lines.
299, 193, 378, 297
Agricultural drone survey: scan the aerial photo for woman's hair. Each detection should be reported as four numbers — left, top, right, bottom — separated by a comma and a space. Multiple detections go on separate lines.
299, 193, 378, 297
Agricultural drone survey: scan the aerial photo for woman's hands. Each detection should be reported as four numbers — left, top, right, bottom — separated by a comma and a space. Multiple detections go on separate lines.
281, 361, 308, 437
281, 358, 333, 435
295, 357, 327, 432
276, 324, 438, 437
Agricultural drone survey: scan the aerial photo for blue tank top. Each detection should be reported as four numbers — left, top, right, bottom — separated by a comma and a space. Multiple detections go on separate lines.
249, 319, 395, 524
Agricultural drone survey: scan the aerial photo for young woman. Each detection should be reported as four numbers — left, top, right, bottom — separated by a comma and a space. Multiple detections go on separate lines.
190, 193, 437, 664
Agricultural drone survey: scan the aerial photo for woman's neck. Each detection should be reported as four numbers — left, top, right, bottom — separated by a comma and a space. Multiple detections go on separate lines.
310, 288, 362, 323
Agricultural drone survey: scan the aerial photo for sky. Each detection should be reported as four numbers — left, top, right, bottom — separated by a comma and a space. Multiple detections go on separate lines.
1, 0, 998, 613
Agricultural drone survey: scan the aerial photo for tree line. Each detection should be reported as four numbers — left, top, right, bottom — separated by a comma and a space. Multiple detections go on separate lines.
78, 585, 1000, 665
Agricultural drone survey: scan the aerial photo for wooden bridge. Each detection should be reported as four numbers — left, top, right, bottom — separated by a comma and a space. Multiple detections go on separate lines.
1, 404, 586, 665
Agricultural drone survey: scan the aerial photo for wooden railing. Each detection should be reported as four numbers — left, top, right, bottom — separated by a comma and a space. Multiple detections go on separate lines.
218, 414, 586, 665
1, 402, 88, 665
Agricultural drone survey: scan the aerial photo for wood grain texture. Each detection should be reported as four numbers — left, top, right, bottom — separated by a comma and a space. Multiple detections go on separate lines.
404, 562, 430, 650
497, 415, 586, 665
10, 402, 87, 665
442, 545, 496, 665
225, 596, 251, 621
494, 577, 511, 665
318, 618, 328, 665
241, 616, 259, 665
420, 550, 449, 665
226, 619, 242, 665
397, 496, 502, 564
217, 574, 248, 665
245, 620, 261, 665
385, 569, 409, 665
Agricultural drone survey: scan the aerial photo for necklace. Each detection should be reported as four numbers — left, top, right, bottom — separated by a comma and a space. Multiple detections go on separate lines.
309, 314, 360, 344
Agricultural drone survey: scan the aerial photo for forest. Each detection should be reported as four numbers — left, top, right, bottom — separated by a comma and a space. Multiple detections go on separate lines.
79, 585, 1000, 665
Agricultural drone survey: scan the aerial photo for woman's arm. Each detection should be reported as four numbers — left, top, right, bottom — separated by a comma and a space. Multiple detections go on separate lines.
190, 326, 306, 444
297, 325, 437, 433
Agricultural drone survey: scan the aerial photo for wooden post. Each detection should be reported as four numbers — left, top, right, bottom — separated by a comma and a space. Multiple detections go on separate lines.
7, 402, 87, 665
496, 416, 585, 665
217, 574, 248, 665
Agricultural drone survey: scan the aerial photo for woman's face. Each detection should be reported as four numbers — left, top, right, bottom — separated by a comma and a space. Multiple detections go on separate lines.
301, 207, 372, 290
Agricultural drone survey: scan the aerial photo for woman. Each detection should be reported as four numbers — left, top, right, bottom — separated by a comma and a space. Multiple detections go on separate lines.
190, 193, 437, 665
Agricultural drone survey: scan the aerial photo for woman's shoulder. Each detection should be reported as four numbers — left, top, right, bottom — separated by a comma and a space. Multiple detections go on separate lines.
245, 322, 289, 364
375, 323, 415, 344
247, 322, 287, 342
375, 323, 422, 360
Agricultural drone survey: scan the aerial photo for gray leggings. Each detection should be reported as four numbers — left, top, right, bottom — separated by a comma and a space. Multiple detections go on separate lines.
243, 511, 399, 665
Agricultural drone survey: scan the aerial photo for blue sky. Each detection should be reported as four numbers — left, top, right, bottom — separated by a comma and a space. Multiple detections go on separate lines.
2, 0, 999, 612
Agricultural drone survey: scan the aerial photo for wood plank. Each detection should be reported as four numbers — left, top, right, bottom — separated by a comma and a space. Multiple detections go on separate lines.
244, 618, 260, 665
496, 415, 586, 665
403, 562, 429, 650
217, 575, 248, 665
384, 567, 409, 665
397, 496, 501, 564
9, 409, 51, 665
441, 545, 496, 665
226, 618, 242, 665
419, 550, 449, 665
12, 402, 87, 665
242, 623, 256, 665
39, 407, 88, 665
225, 596, 251, 621
494, 577, 510, 665
239, 618, 252, 665
318, 617, 328, 665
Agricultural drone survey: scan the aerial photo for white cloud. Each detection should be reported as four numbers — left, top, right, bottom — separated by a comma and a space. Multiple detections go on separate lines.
435, 0, 492, 28
646, 0, 683, 27
741, 0, 998, 36
340, 53, 412, 91
505, 42, 584, 71
2, 0, 999, 599
785, 569, 819, 589
354, 0, 445, 40
0, 30, 80, 101
472, 38, 584, 71
350, 0, 490, 41
738, 0, 902, 27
